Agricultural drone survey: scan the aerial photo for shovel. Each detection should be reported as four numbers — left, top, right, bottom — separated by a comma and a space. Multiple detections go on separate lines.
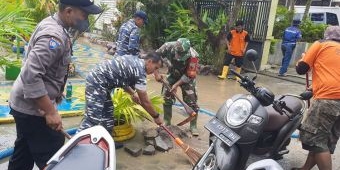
160, 78, 197, 126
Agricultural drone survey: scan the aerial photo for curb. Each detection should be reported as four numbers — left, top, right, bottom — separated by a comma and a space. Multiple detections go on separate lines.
0, 128, 78, 160
243, 68, 309, 85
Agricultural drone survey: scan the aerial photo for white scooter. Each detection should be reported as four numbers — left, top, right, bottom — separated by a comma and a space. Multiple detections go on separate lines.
44, 126, 116, 170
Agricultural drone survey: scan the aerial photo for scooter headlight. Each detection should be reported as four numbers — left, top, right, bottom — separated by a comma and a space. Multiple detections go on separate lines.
225, 99, 252, 126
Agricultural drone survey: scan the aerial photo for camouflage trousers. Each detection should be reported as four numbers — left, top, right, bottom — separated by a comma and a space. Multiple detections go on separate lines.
300, 99, 340, 154
78, 82, 114, 134
163, 75, 199, 112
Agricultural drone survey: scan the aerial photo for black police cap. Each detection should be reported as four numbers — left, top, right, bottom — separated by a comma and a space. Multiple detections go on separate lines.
60, 0, 103, 14
134, 10, 148, 25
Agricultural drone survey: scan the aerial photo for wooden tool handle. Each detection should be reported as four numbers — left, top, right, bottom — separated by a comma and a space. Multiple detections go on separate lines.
161, 78, 196, 116
306, 73, 311, 108
61, 129, 72, 139
160, 125, 176, 139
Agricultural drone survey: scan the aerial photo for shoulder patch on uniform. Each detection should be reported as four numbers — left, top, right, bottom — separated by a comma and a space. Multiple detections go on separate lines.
49, 37, 61, 50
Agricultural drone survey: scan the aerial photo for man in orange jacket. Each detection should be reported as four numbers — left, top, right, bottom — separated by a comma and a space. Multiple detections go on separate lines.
218, 20, 250, 80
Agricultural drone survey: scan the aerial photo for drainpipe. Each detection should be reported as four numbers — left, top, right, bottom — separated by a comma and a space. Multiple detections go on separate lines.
260, 0, 279, 71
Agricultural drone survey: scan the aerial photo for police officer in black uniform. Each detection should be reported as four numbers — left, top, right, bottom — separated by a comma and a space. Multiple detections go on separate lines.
8, 1, 102, 169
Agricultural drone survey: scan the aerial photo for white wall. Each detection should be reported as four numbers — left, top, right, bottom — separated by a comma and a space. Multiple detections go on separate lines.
267, 41, 310, 67
93, 0, 119, 30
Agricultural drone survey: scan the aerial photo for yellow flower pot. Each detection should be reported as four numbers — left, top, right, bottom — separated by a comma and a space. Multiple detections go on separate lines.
112, 122, 135, 142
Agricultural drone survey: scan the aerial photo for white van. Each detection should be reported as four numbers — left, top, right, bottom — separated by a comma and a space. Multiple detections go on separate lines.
294, 6, 340, 25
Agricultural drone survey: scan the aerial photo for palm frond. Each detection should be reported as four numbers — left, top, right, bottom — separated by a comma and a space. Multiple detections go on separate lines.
112, 88, 164, 125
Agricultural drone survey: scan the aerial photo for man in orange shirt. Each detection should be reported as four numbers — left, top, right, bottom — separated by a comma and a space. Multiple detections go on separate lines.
218, 20, 250, 80
294, 26, 340, 170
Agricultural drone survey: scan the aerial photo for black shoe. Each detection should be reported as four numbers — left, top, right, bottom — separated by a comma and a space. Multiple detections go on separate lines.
115, 142, 124, 149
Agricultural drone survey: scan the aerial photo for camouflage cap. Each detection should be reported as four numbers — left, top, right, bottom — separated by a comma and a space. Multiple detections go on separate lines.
177, 38, 190, 53
324, 26, 340, 41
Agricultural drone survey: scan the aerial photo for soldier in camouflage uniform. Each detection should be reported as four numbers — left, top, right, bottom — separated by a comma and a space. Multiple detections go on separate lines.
78, 52, 163, 135
295, 26, 340, 170
115, 11, 148, 56
155, 38, 200, 136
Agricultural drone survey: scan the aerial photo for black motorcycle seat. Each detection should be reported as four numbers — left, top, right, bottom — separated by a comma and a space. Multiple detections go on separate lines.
51, 144, 105, 170
264, 95, 303, 132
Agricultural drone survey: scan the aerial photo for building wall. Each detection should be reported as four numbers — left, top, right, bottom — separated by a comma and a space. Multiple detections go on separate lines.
93, 0, 119, 30
268, 41, 309, 67
279, 0, 332, 6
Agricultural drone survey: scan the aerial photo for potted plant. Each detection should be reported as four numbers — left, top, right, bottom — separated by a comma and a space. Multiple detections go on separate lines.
0, 1, 36, 80
112, 88, 164, 141
72, 87, 164, 141
4, 56, 22, 80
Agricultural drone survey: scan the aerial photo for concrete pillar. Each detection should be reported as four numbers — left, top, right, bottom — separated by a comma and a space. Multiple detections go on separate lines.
260, 0, 279, 70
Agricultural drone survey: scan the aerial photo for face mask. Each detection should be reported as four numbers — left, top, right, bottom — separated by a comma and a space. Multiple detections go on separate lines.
74, 19, 90, 32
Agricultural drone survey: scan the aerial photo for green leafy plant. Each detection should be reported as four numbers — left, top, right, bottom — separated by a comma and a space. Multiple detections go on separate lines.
269, 39, 278, 54
24, 0, 58, 23
201, 10, 227, 37
0, 1, 36, 69
273, 5, 295, 39
113, 88, 163, 125
163, 2, 225, 65
164, 3, 198, 41
72, 87, 164, 126
299, 19, 327, 42
273, 5, 327, 42
0, 2, 35, 47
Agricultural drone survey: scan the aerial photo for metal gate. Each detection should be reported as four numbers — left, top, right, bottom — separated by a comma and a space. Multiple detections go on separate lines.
193, 0, 272, 70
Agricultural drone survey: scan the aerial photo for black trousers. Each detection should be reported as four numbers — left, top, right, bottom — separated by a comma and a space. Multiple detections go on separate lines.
8, 109, 64, 170
223, 53, 244, 67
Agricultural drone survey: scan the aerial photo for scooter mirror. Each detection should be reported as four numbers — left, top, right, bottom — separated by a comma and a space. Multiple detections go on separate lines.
245, 49, 258, 80
245, 49, 258, 62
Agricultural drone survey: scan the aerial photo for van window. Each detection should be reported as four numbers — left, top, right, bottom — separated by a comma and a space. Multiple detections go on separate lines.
326, 12, 339, 25
310, 13, 325, 24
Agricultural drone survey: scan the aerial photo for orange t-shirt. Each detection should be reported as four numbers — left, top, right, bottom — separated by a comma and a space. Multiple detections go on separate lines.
228, 30, 249, 57
302, 40, 340, 99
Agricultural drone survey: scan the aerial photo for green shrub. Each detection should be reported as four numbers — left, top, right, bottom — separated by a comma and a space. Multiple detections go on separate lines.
269, 39, 278, 54
273, 5, 294, 39
273, 6, 327, 42
163, 2, 227, 65
299, 20, 327, 42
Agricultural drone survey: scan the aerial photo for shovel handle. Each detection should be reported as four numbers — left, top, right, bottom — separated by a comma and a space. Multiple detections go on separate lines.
306, 73, 311, 108
161, 78, 196, 116
61, 129, 72, 139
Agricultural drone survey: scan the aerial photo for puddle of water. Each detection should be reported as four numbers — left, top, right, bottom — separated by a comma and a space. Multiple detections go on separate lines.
0, 85, 85, 118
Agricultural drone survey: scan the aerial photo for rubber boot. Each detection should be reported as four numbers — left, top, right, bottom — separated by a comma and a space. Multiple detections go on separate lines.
163, 105, 172, 126
190, 115, 199, 136
217, 66, 229, 79
235, 67, 242, 81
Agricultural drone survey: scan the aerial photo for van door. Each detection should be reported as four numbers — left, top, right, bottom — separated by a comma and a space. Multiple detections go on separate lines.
326, 12, 339, 25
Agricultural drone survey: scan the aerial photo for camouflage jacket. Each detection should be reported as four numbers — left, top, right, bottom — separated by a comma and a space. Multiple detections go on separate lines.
156, 41, 199, 83
86, 55, 146, 91
116, 19, 140, 56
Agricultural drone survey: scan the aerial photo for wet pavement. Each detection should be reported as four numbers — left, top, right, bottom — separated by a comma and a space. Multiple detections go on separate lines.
0, 39, 339, 170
